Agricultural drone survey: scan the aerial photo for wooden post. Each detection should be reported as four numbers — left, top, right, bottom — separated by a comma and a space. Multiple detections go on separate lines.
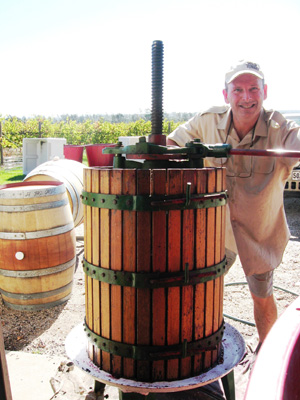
0, 322, 13, 400
0, 122, 3, 166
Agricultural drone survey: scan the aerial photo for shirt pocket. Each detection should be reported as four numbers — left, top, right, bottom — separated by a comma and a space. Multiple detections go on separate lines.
225, 155, 252, 177
252, 157, 275, 174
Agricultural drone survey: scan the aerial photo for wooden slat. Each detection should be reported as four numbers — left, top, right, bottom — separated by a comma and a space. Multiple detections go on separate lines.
122, 169, 137, 379
193, 168, 207, 374
204, 168, 216, 370
110, 169, 123, 377
136, 170, 151, 381
83, 168, 94, 361
180, 170, 195, 379
212, 168, 222, 364
166, 169, 182, 380
219, 168, 226, 325
92, 169, 101, 366
100, 169, 111, 371
151, 169, 167, 381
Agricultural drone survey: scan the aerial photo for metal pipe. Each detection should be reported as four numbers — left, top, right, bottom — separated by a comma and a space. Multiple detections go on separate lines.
229, 148, 300, 158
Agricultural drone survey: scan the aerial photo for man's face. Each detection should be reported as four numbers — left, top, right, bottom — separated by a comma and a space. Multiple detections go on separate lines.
223, 74, 267, 123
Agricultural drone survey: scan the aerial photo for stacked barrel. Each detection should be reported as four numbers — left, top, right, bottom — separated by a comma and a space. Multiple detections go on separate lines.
0, 181, 76, 310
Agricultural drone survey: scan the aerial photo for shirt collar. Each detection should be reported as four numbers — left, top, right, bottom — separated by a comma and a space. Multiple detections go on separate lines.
253, 108, 268, 138
217, 107, 232, 132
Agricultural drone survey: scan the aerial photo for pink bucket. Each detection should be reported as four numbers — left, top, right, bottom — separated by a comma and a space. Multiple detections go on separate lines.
64, 145, 84, 163
85, 144, 116, 167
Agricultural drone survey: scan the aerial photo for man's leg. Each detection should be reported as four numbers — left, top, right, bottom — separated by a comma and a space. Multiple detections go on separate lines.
250, 292, 277, 343
246, 271, 277, 344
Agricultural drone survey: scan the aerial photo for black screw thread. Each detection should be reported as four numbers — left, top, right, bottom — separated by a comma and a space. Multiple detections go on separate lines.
151, 40, 163, 135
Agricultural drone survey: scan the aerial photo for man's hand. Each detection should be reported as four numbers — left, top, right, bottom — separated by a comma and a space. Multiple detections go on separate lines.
166, 138, 179, 146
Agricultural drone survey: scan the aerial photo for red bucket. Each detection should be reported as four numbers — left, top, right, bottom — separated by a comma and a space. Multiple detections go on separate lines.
85, 144, 116, 167
64, 145, 84, 163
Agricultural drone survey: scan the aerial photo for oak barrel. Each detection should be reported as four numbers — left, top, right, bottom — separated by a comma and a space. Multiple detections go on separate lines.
82, 167, 227, 382
24, 158, 84, 227
0, 181, 76, 310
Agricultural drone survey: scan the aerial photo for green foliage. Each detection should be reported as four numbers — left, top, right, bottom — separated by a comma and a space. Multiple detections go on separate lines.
0, 117, 183, 149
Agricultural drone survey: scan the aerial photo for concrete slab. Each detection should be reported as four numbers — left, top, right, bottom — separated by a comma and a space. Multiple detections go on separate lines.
4, 350, 232, 400
6, 351, 64, 400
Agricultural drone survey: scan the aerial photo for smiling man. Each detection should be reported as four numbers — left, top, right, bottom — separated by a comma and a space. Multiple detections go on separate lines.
167, 60, 300, 361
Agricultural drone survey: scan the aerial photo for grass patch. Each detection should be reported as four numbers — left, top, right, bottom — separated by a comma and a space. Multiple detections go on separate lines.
0, 151, 89, 185
0, 168, 25, 185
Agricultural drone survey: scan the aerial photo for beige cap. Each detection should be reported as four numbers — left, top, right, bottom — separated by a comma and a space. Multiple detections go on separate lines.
225, 60, 264, 84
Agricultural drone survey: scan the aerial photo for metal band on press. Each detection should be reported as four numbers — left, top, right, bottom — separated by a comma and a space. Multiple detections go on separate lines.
83, 257, 228, 288
84, 319, 225, 360
81, 190, 227, 211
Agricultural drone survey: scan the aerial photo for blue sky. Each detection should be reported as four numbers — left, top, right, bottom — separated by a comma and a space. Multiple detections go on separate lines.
1, 0, 299, 117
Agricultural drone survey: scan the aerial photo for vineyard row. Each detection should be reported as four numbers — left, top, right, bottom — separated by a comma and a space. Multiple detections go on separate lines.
0, 118, 183, 149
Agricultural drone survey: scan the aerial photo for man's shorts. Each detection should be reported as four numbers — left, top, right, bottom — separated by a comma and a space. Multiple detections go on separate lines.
225, 249, 274, 298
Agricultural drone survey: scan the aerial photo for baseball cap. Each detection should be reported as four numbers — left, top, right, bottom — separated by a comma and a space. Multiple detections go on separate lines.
225, 60, 264, 84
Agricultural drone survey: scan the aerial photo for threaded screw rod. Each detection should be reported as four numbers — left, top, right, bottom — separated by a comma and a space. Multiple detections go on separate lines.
149, 40, 166, 145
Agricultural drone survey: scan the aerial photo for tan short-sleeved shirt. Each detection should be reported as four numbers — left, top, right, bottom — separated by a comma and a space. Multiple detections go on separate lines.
168, 106, 300, 276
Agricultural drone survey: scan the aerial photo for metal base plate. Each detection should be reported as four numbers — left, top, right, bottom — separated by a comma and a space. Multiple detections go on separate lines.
65, 323, 245, 395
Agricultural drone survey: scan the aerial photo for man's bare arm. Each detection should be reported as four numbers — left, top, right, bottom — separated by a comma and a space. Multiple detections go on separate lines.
166, 138, 179, 146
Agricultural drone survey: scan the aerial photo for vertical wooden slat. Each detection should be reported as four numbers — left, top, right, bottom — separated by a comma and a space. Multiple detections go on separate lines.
212, 168, 222, 364
204, 168, 216, 370
92, 169, 101, 366
100, 169, 111, 371
218, 167, 227, 360
219, 168, 226, 325
152, 169, 167, 381
122, 169, 137, 379
193, 168, 207, 375
110, 169, 123, 376
84, 168, 94, 360
166, 169, 182, 380
180, 170, 195, 379
136, 170, 151, 381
